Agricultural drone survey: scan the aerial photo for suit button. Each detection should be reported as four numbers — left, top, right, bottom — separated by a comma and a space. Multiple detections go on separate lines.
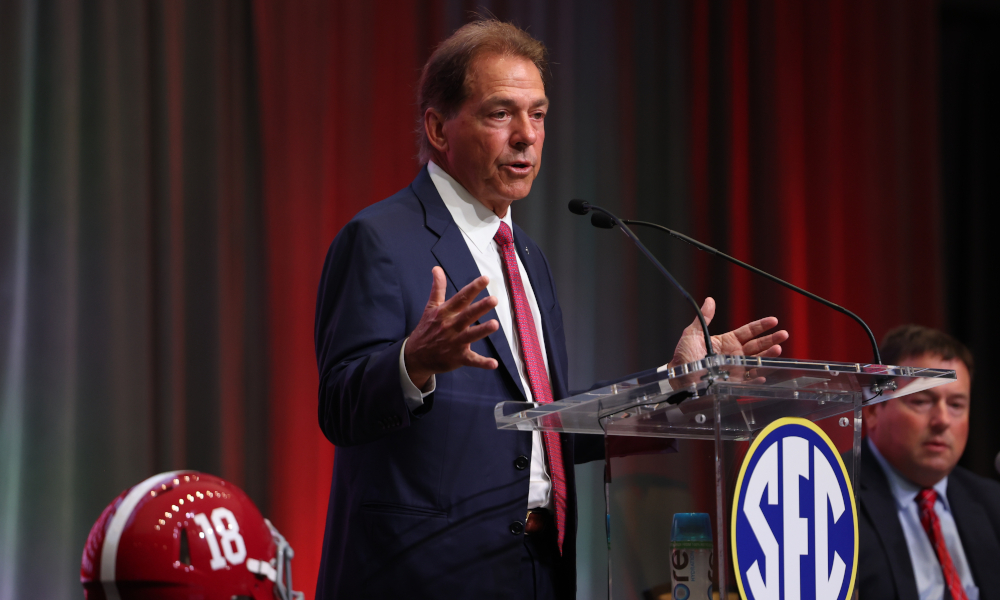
509, 520, 524, 535
514, 455, 529, 470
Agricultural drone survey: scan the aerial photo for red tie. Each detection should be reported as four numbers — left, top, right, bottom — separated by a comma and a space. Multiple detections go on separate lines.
916, 488, 968, 600
493, 222, 568, 555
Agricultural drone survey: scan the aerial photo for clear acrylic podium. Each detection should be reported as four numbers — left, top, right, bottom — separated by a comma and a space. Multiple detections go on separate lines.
495, 354, 955, 599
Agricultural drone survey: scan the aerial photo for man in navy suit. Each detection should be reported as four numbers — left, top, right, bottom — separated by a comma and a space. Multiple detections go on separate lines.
859, 325, 1000, 600
314, 19, 787, 599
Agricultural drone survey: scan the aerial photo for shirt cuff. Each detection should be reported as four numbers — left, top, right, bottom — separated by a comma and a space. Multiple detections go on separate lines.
400, 338, 436, 412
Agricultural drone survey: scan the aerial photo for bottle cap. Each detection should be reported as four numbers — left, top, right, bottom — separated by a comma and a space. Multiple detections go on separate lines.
670, 513, 713, 548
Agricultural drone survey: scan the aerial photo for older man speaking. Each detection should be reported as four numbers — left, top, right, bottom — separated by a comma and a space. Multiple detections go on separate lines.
314, 19, 787, 599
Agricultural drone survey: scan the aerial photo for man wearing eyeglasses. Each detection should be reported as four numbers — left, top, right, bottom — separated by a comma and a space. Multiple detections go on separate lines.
859, 325, 1000, 600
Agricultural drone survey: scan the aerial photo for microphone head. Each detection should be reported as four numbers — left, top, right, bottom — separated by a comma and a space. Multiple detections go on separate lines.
568, 199, 591, 215
591, 211, 616, 229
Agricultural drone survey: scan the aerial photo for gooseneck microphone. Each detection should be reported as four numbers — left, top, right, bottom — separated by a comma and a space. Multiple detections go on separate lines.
568, 199, 715, 358
585, 207, 882, 365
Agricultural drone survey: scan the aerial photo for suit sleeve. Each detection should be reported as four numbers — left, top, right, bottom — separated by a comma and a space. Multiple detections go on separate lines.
314, 219, 430, 447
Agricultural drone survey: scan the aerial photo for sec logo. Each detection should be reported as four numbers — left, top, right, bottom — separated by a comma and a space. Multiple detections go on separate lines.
731, 418, 858, 600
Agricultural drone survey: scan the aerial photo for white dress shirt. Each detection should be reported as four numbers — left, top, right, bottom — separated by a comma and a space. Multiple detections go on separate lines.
869, 438, 979, 600
398, 161, 553, 510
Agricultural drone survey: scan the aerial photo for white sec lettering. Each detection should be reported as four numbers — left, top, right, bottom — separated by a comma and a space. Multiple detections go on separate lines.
744, 443, 779, 600
783, 436, 810, 600
814, 446, 847, 600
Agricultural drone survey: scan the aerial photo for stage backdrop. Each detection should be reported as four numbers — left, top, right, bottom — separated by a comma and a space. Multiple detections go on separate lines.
4, 0, 991, 599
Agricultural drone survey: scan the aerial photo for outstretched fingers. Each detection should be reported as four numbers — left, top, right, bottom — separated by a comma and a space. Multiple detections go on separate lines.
454, 318, 500, 370
680, 297, 717, 335
456, 319, 500, 346
755, 344, 783, 358
462, 347, 499, 370
429, 269, 490, 316
696, 297, 716, 327
731, 316, 780, 344
425, 266, 448, 308
408, 267, 502, 380
451, 294, 498, 331
447, 274, 491, 310
742, 330, 789, 356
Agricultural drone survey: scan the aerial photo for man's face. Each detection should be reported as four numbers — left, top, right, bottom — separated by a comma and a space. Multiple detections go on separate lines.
433, 53, 548, 214
866, 354, 970, 487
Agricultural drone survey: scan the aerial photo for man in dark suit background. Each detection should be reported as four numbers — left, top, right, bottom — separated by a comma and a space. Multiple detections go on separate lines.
859, 325, 1000, 600
313, 19, 788, 599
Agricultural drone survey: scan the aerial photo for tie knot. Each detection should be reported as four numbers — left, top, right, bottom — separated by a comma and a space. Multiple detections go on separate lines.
493, 222, 514, 247
917, 488, 938, 509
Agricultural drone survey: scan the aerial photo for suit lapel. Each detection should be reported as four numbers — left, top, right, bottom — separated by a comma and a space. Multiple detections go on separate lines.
412, 168, 527, 401
861, 443, 920, 600
948, 472, 1000, 595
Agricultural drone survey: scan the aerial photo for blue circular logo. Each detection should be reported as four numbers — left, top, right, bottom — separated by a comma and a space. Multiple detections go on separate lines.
732, 418, 858, 600
673, 584, 690, 600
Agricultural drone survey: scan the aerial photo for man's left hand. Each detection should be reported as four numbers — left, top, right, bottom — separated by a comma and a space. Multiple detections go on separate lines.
668, 297, 788, 369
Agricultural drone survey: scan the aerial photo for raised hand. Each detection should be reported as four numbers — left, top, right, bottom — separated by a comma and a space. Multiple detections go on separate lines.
668, 297, 788, 369
404, 266, 500, 389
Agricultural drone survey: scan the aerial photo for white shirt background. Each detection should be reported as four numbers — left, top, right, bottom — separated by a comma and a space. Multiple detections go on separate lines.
398, 161, 553, 510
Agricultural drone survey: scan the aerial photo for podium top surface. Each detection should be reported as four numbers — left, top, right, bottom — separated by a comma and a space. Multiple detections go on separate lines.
494, 354, 955, 441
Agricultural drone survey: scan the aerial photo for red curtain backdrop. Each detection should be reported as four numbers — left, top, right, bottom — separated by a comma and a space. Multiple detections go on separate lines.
252, 1, 431, 592
705, 0, 943, 362
721, 0, 942, 453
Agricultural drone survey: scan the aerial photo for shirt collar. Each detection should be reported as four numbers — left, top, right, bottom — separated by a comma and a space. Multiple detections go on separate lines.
427, 160, 512, 253
868, 437, 950, 512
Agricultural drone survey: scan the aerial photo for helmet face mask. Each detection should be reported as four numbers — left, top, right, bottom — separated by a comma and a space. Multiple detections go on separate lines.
81, 472, 303, 600
264, 519, 302, 600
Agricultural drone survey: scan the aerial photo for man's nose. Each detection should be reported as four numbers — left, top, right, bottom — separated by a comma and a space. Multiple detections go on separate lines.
929, 399, 951, 429
510, 112, 537, 147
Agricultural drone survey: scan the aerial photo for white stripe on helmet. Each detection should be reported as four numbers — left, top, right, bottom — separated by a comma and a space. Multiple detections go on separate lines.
99, 471, 189, 598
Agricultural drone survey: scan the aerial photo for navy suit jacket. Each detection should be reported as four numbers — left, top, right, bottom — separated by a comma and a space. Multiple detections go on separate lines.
857, 440, 1000, 600
314, 167, 607, 599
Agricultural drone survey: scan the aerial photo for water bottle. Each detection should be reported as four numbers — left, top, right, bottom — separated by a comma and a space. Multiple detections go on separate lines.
670, 513, 714, 600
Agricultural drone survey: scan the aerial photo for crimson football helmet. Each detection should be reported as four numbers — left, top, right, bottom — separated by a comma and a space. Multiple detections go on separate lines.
81, 471, 303, 600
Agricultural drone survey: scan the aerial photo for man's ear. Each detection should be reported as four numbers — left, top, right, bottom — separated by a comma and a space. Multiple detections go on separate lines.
862, 403, 880, 436
424, 108, 448, 153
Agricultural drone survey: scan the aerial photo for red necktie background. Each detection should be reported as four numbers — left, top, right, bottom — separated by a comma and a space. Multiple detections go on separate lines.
917, 489, 969, 600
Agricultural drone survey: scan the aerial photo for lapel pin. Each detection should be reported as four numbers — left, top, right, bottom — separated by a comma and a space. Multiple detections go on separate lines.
525, 246, 529, 254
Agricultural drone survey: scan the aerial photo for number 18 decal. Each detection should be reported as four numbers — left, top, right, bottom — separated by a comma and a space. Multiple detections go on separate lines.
193, 507, 247, 570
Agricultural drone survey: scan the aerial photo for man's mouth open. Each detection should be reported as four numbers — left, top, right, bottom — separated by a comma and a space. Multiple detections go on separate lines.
503, 162, 533, 175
